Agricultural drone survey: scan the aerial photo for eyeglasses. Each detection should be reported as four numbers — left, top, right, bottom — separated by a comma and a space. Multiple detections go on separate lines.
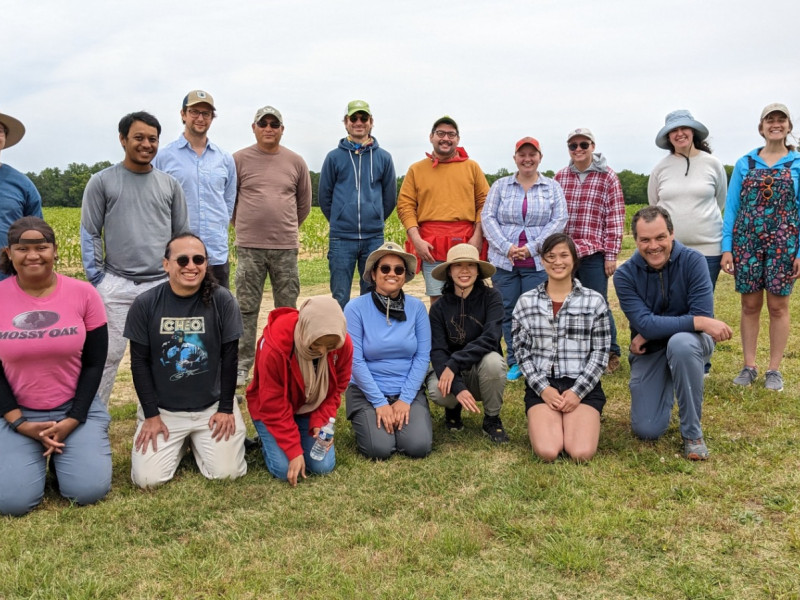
761, 175, 774, 200
187, 108, 213, 119
174, 254, 206, 267
434, 130, 458, 139
256, 119, 282, 129
378, 264, 406, 276
568, 141, 591, 151
349, 114, 370, 123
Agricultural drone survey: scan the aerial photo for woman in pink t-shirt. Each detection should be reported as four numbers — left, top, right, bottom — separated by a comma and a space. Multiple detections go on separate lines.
0, 217, 111, 516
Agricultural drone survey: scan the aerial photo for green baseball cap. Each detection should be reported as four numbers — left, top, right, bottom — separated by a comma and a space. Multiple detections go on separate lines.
346, 100, 371, 117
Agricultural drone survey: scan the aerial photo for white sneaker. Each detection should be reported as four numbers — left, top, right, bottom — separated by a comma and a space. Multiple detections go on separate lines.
237, 369, 249, 387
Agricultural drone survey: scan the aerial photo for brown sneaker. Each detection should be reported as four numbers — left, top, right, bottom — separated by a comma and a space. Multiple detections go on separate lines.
604, 352, 621, 375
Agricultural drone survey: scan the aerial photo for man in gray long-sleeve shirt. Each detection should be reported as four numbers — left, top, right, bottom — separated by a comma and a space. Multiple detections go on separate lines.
80, 111, 188, 406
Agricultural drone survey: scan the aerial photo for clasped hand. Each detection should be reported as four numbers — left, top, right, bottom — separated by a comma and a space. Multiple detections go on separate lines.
507, 245, 530, 261
18, 418, 80, 457
541, 387, 581, 413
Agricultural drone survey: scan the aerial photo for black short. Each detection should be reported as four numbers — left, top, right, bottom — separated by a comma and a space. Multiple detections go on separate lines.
523, 376, 606, 415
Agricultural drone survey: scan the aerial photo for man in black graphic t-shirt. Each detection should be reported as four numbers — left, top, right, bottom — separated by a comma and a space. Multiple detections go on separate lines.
124, 234, 247, 488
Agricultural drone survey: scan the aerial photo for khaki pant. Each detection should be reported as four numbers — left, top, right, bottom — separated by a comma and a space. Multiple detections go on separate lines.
131, 402, 247, 488
426, 351, 507, 417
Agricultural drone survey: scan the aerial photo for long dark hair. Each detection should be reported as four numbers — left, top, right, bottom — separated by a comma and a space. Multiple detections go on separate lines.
164, 232, 218, 306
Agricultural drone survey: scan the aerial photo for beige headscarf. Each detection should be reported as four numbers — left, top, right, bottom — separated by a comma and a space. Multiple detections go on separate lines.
293, 296, 347, 414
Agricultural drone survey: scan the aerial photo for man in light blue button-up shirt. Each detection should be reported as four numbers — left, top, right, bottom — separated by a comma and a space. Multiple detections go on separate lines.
154, 90, 237, 288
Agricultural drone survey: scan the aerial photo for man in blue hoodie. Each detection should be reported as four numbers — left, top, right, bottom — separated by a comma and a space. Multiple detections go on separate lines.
319, 100, 397, 309
614, 206, 732, 460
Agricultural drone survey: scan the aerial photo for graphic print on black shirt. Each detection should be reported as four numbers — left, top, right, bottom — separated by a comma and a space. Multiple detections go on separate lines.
159, 317, 208, 381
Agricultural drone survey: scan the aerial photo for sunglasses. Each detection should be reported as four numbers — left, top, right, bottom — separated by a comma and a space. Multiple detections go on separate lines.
174, 254, 206, 267
349, 114, 370, 123
761, 175, 774, 200
568, 141, 591, 151
256, 119, 282, 129
378, 264, 406, 276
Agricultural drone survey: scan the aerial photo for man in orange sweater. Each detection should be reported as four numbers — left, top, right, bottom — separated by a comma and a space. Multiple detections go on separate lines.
396, 116, 489, 303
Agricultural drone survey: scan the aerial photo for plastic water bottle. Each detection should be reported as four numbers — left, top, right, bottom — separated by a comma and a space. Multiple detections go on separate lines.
310, 417, 335, 461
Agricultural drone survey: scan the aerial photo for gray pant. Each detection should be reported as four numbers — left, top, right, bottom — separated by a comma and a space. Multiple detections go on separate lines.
629, 332, 714, 441
0, 397, 111, 516
426, 351, 507, 417
96, 273, 165, 406
345, 385, 432, 460
235, 247, 300, 372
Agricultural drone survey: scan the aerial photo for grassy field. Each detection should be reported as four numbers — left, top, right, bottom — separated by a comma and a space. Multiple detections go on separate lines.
2, 208, 799, 599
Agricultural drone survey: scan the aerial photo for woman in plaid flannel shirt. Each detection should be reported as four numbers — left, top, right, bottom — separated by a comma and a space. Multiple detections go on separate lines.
512, 233, 610, 462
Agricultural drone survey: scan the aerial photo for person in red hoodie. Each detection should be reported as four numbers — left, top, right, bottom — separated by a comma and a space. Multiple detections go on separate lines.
246, 296, 352, 486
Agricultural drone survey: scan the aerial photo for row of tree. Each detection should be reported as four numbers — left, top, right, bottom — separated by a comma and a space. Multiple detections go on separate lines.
28, 163, 733, 208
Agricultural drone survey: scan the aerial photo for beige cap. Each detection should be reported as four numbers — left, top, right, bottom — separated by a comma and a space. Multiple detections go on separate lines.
183, 90, 215, 109
253, 106, 283, 125
760, 102, 792, 122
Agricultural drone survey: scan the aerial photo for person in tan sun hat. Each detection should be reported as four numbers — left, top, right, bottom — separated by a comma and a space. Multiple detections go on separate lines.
0, 109, 42, 282
426, 243, 508, 442
343, 242, 433, 460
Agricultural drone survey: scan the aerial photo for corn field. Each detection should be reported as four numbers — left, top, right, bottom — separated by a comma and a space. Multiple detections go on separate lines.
44, 206, 407, 277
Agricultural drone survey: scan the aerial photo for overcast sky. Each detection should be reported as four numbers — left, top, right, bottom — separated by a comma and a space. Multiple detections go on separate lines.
3, 0, 799, 178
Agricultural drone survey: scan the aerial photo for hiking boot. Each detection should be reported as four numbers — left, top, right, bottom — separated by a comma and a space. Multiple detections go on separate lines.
765, 370, 784, 392
444, 405, 463, 431
237, 369, 249, 387
683, 437, 709, 460
506, 364, 522, 381
604, 352, 621, 375
482, 415, 509, 443
732, 366, 757, 386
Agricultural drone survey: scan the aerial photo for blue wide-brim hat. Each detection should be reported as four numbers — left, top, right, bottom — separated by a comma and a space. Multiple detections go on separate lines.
655, 109, 709, 150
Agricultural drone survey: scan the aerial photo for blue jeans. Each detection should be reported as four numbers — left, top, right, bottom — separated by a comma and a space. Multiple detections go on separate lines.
702, 254, 722, 373
629, 332, 714, 441
576, 252, 620, 356
328, 235, 385, 309
492, 266, 548, 366
0, 397, 112, 517
704, 255, 722, 291
253, 415, 335, 481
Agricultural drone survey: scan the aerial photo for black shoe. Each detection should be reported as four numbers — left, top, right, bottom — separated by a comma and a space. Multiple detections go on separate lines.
244, 435, 261, 452
482, 415, 508, 443
445, 405, 463, 431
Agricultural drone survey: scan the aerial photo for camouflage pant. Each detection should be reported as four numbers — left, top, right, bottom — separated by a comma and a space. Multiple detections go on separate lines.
235, 247, 299, 372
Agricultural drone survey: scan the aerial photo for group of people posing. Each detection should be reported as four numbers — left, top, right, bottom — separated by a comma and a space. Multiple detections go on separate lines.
0, 95, 797, 516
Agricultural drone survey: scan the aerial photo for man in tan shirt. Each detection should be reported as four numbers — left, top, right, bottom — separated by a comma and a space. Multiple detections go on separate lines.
232, 106, 312, 385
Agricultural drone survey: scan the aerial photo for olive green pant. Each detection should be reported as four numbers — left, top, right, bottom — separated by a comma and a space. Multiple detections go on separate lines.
235, 247, 299, 372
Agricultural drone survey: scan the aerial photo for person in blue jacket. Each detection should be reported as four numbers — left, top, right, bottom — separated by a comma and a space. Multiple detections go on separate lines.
0, 109, 42, 282
721, 103, 800, 392
319, 100, 397, 309
614, 206, 732, 461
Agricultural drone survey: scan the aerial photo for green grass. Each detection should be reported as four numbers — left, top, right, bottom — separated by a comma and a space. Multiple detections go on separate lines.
4, 207, 798, 599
